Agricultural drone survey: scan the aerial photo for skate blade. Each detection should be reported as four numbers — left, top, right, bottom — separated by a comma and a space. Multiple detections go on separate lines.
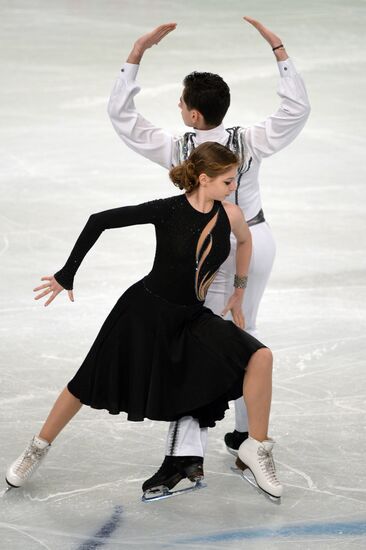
5, 478, 20, 490
231, 466, 281, 505
142, 480, 207, 503
225, 446, 239, 458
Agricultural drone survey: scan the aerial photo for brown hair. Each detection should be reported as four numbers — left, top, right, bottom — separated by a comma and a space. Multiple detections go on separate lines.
169, 142, 238, 193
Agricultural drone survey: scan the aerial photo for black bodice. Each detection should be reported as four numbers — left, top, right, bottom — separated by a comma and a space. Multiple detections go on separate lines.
54, 194, 231, 306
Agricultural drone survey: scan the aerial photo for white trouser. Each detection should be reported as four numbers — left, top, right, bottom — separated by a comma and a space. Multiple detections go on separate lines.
165, 222, 276, 456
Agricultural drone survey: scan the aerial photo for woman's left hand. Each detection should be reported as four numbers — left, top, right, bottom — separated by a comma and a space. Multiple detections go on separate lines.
221, 291, 245, 330
33, 275, 74, 307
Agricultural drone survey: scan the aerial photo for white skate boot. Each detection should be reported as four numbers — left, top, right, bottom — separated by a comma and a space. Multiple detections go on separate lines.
235, 436, 283, 500
6, 436, 50, 488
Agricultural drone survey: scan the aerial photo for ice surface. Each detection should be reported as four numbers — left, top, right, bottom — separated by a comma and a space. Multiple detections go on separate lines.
1, 0, 366, 548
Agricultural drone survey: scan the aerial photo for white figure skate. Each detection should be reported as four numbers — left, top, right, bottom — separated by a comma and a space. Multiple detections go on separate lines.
231, 436, 283, 502
6, 436, 50, 488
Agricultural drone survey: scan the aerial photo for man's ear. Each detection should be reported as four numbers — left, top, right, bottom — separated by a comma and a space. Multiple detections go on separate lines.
190, 109, 199, 123
190, 109, 205, 125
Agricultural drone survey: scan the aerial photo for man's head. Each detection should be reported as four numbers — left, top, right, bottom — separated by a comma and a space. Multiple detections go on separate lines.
179, 72, 230, 129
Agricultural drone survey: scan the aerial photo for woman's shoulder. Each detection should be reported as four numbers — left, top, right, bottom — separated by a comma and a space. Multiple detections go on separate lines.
221, 201, 242, 217
161, 194, 185, 204
144, 194, 184, 223
221, 201, 246, 226
143, 194, 183, 209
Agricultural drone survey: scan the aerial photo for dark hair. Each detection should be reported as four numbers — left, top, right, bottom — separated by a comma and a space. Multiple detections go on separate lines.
169, 142, 238, 193
183, 71, 230, 127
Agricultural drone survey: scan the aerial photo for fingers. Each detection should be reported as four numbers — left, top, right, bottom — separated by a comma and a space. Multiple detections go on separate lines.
231, 307, 244, 329
34, 276, 60, 296
155, 22, 177, 31
153, 24, 177, 44
243, 16, 281, 47
152, 23, 177, 38
44, 291, 59, 307
136, 23, 177, 52
243, 16, 260, 27
34, 288, 53, 301
33, 275, 67, 306
33, 283, 51, 292
233, 314, 244, 330
68, 290, 74, 302
159, 23, 177, 31
243, 16, 266, 34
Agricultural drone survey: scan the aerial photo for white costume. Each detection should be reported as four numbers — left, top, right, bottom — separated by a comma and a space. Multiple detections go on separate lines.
108, 58, 310, 457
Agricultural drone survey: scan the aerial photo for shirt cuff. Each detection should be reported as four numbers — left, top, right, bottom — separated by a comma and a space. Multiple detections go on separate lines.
119, 62, 139, 81
277, 58, 297, 77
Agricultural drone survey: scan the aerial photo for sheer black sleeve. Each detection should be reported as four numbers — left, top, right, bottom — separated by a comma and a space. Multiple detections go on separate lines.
54, 199, 164, 290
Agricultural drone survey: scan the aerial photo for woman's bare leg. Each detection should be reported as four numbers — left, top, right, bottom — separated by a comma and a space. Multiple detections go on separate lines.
39, 387, 82, 443
240, 348, 282, 497
243, 348, 273, 441
6, 387, 82, 487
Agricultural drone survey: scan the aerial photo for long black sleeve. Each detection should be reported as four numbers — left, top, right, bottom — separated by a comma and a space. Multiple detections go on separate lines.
54, 200, 163, 290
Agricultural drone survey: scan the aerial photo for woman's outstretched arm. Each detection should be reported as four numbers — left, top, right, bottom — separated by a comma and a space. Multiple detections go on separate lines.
33, 200, 163, 306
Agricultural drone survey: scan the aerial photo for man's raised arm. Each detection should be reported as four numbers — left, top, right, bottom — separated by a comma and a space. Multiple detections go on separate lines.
108, 24, 177, 169
243, 17, 311, 159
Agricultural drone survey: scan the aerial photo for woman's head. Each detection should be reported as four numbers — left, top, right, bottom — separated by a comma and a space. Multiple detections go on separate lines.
169, 142, 238, 201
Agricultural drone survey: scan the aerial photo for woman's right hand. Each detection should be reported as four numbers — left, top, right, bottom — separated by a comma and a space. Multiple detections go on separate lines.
33, 275, 74, 307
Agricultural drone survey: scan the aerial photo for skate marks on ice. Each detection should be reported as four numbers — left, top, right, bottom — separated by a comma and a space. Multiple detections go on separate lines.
0, 486, 13, 498
0, 505, 123, 550
142, 479, 207, 502
75, 505, 123, 550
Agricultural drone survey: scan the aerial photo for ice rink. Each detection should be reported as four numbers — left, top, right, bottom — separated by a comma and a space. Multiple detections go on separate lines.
1, 0, 366, 548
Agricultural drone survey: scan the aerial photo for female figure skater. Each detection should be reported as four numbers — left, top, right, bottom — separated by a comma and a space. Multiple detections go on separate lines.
107, 16, 310, 484
6, 143, 282, 499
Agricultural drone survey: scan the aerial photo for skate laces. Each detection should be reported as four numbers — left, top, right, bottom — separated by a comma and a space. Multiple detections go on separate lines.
257, 447, 280, 486
15, 444, 47, 477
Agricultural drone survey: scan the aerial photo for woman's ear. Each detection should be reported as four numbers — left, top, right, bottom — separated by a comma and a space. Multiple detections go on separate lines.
198, 173, 209, 186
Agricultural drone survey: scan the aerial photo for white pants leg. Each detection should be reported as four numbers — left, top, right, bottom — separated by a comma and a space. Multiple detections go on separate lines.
165, 222, 276, 455
165, 416, 208, 457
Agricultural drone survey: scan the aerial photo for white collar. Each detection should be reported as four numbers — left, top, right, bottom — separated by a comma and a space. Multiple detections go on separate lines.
193, 123, 227, 144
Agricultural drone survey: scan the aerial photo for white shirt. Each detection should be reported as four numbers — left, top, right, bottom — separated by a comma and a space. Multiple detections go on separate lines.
108, 59, 310, 220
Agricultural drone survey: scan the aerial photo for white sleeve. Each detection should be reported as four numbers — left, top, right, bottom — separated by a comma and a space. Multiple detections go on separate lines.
107, 63, 174, 169
245, 58, 310, 159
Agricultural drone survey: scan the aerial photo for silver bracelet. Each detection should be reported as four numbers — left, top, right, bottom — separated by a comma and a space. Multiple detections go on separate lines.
234, 274, 248, 289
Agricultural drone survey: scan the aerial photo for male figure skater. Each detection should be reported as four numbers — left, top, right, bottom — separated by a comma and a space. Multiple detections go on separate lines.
108, 17, 310, 496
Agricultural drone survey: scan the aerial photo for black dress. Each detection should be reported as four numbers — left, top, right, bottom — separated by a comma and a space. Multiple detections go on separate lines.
54, 194, 265, 428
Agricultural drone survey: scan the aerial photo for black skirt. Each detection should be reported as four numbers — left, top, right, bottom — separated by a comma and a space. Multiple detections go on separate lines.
67, 279, 266, 428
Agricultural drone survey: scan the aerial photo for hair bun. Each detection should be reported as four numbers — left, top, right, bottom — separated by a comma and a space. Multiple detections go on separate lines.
169, 142, 238, 193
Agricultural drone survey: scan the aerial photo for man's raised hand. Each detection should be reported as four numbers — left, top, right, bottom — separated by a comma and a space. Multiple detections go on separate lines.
127, 23, 177, 64
243, 16, 288, 60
